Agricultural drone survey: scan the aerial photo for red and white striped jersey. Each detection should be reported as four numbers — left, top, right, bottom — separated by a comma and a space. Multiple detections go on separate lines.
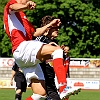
3, 0, 35, 53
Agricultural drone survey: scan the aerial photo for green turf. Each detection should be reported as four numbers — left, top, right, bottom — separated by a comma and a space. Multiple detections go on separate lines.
69, 90, 100, 100
0, 89, 100, 100
0, 88, 32, 100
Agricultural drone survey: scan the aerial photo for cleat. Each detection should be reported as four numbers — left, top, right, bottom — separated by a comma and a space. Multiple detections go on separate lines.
60, 86, 75, 100
60, 86, 81, 100
65, 86, 76, 95
73, 87, 81, 94
75, 87, 81, 91
60, 90, 72, 100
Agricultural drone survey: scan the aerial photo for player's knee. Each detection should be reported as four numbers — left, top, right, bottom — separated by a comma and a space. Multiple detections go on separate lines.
51, 49, 63, 59
31, 79, 46, 96
16, 89, 22, 94
33, 88, 46, 96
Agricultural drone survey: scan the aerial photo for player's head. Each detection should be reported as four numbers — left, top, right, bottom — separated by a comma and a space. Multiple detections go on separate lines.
61, 45, 70, 54
64, 46, 69, 54
40, 15, 60, 39
40, 15, 55, 27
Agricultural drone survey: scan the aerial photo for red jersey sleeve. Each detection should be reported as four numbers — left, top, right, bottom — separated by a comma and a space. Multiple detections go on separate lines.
3, 0, 17, 38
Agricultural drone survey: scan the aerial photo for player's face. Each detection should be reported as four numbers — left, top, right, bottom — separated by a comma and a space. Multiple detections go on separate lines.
64, 46, 69, 54
50, 27, 59, 38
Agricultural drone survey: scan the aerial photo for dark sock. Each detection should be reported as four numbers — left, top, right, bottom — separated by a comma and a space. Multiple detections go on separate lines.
15, 94, 21, 100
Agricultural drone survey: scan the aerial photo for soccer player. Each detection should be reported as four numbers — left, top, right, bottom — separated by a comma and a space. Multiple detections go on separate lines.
34, 16, 73, 100
10, 62, 27, 100
62, 45, 81, 97
4, 0, 69, 100
62, 45, 70, 78
35, 16, 81, 100
34, 15, 61, 100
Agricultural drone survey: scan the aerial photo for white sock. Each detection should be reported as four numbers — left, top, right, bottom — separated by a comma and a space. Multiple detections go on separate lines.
31, 93, 46, 100
51, 49, 63, 59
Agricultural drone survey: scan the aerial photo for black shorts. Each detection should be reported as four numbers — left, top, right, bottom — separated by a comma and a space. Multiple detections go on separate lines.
14, 71, 27, 92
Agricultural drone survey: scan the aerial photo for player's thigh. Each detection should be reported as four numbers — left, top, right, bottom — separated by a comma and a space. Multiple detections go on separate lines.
37, 44, 61, 61
13, 40, 44, 68
31, 78, 46, 96
40, 44, 61, 55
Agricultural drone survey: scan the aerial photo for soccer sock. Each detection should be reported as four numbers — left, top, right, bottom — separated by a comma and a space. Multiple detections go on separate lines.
15, 94, 21, 100
26, 94, 46, 100
51, 49, 67, 92
26, 96, 33, 100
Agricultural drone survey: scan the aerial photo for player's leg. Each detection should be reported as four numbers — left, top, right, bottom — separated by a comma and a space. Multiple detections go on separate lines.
25, 65, 46, 100
36, 43, 67, 93
13, 41, 47, 100
13, 41, 67, 95
26, 79, 46, 100
15, 89, 22, 100
20, 72, 27, 99
40, 62, 61, 100
15, 73, 23, 100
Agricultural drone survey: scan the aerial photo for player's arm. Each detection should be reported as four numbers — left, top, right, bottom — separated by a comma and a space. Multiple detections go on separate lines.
10, 70, 16, 86
9, 1, 36, 12
34, 19, 61, 37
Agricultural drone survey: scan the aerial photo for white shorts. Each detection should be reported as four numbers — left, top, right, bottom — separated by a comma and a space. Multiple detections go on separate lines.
13, 40, 44, 68
23, 64, 45, 86
13, 40, 45, 84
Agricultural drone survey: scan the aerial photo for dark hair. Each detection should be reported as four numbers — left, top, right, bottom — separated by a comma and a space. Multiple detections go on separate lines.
40, 15, 56, 27
64, 44, 69, 47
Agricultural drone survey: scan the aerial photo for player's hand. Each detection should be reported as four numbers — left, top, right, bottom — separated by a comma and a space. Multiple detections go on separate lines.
49, 19, 61, 27
10, 80, 13, 86
26, 1, 36, 10
61, 45, 65, 50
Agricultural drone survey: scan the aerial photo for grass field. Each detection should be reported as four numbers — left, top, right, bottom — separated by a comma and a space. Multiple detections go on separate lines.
0, 89, 100, 100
